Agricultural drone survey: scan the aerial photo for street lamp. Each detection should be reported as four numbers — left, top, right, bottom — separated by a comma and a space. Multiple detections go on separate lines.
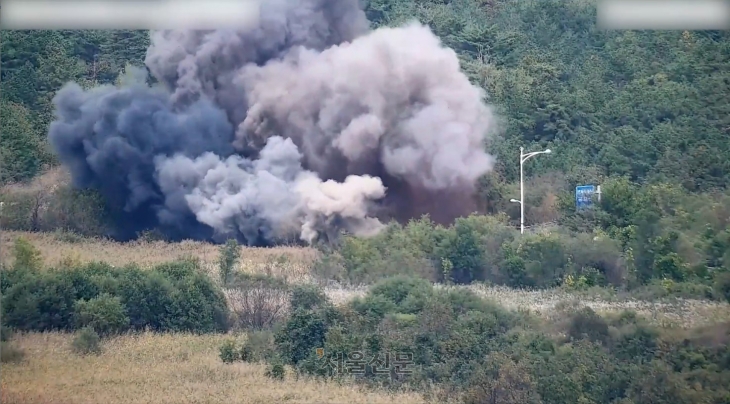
510, 147, 551, 234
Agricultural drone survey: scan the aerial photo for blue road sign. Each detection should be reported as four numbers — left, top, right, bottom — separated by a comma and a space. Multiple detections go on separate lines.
576, 185, 596, 210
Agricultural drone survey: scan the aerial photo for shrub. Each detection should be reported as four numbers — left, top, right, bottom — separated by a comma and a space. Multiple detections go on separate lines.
169, 270, 230, 333
74, 293, 130, 336
1, 259, 230, 334
566, 307, 610, 345
275, 308, 329, 365
265, 360, 286, 380
219, 339, 240, 364
567, 233, 626, 286
1, 270, 77, 331
71, 326, 102, 355
499, 233, 571, 288
218, 238, 241, 286
226, 273, 289, 330
336, 222, 439, 283
0, 265, 33, 294
462, 353, 541, 404
290, 283, 328, 311
713, 271, 730, 303
1, 325, 13, 342
368, 275, 432, 307
499, 251, 532, 288
351, 294, 398, 323
144, 260, 229, 333
243, 330, 276, 362
0, 341, 25, 363
435, 218, 486, 284
113, 266, 177, 331
12, 237, 43, 271
611, 323, 659, 363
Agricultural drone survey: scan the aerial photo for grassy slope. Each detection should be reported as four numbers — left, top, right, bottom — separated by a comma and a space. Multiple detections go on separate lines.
1, 332, 428, 404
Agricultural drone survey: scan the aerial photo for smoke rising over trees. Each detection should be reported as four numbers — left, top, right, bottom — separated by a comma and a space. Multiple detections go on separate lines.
47, 0, 498, 245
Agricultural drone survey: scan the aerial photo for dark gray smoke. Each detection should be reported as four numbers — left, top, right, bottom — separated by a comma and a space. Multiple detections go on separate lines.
48, 0, 498, 245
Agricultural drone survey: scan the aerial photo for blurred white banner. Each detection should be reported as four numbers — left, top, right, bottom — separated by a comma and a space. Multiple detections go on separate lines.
1, 0, 260, 29
597, 0, 730, 30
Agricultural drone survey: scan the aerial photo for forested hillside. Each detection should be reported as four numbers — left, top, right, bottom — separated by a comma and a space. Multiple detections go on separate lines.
1, 0, 730, 292
3, 1, 730, 189
1, 30, 149, 182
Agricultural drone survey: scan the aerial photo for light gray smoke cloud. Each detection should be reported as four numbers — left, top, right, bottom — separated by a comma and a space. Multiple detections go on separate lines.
236, 22, 496, 191
145, 0, 370, 128
155, 136, 386, 243
49, 0, 499, 245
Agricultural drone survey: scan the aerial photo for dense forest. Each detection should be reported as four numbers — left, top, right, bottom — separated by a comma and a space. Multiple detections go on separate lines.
2, 0, 730, 402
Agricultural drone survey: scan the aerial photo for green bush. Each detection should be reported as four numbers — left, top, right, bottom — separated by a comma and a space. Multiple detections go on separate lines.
351, 294, 399, 323
71, 326, 102, 355
0, 341, 25, 363
243, 330, 276, 362
160, 264, 229, 333
1, 325, 13, 342
240, 342, 253, 362
566, 307, 611, 345
290, 283, 328, 311
1, 257, 229, 334
274, 308, 330, 366
74, 293, 130, 336
218, 238, 241, 286
713, 271, 730, 303
1, 270, 78, 331
368, 275, 432, 307
434, 218, 486, 284
265, 360, 286, 380
219, 332, 276, 364
12, 237, 43, 271
219, 339, 239, 363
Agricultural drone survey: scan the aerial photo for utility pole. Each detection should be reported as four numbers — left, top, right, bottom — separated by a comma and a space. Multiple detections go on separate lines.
510, 146, 552, 234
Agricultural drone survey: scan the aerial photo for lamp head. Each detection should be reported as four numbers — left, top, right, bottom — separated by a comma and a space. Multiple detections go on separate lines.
510, 199, 519, 203
545, 149, 552, 154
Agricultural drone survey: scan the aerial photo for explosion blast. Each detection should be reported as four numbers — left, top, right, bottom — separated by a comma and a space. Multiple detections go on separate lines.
48, 0, 499, 245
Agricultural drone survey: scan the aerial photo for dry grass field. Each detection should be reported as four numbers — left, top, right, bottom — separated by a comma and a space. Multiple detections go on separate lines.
0, 332, 429, 404
0, 230, 318, 283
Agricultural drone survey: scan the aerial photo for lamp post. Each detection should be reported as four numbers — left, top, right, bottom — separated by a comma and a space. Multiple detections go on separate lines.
510, 147, 551, 234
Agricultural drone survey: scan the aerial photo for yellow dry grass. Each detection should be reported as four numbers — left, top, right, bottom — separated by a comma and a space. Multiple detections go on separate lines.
0, 230, 318, 283
1, 332, 429, 404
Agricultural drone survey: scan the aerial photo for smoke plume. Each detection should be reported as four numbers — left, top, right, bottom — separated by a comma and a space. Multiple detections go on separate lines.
48, 0, 499, 245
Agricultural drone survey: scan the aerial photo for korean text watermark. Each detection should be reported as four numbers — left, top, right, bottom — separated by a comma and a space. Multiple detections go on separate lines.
315, 348, 415, 379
